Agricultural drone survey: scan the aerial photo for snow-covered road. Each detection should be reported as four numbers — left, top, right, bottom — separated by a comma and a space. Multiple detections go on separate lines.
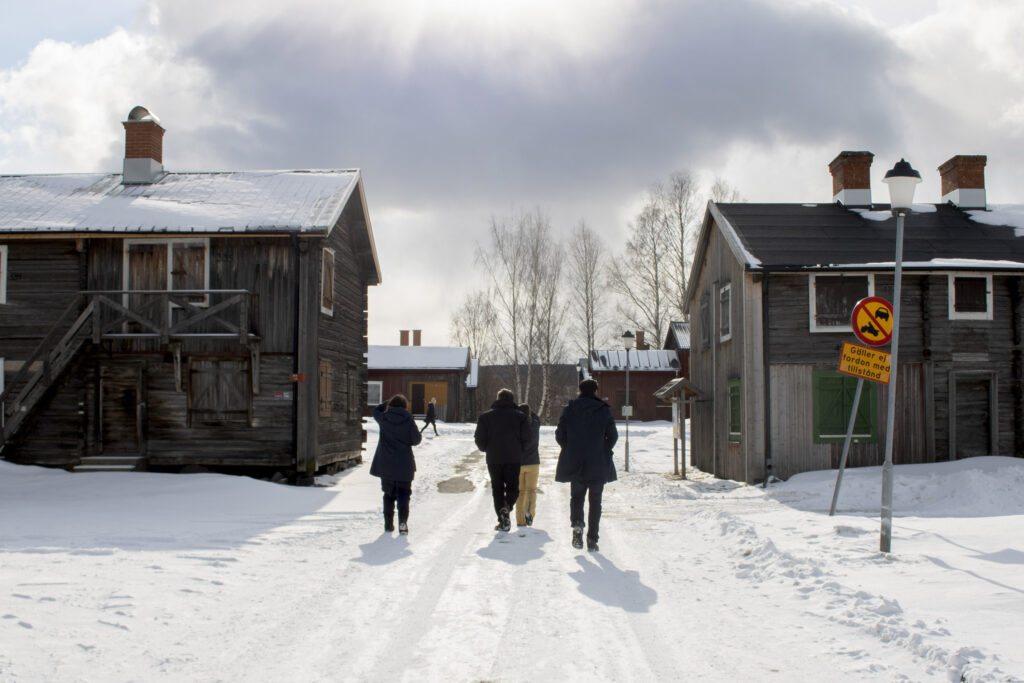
1, 421, 1022, 681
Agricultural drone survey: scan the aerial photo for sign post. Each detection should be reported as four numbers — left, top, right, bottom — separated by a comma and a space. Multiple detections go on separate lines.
830, 298, 895, 516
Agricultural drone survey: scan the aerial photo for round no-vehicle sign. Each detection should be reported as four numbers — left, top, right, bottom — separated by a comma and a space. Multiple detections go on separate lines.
852, 297, 894, 346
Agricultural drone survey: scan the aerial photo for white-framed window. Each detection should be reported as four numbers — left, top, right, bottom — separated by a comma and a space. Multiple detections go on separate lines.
367, 380, 383, 406
809, 273, 875, 332
719, 283, 732, 342
321, 247, 335, 316
123, 238, 210, 306
0, 244, 8, 304
948, 274, 993, 320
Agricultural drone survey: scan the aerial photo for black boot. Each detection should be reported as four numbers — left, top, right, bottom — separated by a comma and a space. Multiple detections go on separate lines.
385, 514, 395, 532
587, 537, 599, 552
572, 526, 584, 549
399, 521, 408, 535
495, 507, 511, 532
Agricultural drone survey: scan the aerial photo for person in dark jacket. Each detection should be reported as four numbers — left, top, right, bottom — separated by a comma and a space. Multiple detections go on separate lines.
419, 397, 439, 436
474, 388, 530, 532
515, 403, 542, 527
370, 394, 422, 535
555, 379, 618, 552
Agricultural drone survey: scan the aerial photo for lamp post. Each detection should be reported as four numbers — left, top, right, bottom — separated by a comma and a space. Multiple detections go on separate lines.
879, 158, 921, 553
622, 330, 635, 472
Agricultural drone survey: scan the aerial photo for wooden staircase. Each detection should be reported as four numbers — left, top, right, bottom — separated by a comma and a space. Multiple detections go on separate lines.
1, 297, 95, 455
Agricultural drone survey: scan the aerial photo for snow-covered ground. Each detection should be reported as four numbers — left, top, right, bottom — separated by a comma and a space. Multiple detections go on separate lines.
1, 420, 1022, 682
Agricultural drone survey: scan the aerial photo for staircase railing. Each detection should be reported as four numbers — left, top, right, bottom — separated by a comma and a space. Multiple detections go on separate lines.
1, 289, 259, 451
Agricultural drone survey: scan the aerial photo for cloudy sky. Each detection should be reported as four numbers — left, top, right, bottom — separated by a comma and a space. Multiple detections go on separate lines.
2, 0, 1023, 347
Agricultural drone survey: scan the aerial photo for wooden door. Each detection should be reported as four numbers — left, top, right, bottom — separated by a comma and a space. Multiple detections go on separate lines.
100, 364, 144, 456
410, 381, 449, 416
952, 375, 995, 458
126, 242, 168, 331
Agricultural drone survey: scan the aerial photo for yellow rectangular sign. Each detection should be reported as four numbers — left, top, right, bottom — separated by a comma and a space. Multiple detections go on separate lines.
838, 342, 891, 384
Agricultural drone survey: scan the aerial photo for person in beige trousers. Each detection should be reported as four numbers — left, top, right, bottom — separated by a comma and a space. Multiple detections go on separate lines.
515, 403, 542, 527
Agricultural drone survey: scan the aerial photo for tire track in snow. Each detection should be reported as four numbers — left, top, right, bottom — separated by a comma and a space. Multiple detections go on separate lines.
359, 460, 495, 682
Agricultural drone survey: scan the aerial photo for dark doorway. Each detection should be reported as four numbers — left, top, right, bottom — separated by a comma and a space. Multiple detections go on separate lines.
952, 374, 995, 458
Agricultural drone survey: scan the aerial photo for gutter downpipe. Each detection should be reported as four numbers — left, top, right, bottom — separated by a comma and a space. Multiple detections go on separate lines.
762, 270, 772, 488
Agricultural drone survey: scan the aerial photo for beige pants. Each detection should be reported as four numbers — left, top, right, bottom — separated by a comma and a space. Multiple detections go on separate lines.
516, 464, 540, 525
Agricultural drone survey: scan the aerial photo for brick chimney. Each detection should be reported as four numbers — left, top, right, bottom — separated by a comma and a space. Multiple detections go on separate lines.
635, 330, 647, 350
828, 151, 873, 207
938, 155, 987, 209
400, 330, 409, 346
413, 330, 422, 346
122, 106, 165, 184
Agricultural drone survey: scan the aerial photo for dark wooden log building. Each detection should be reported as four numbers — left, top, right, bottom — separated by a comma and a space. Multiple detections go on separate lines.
0, 106, 381, 483
686, 151, 1024, 483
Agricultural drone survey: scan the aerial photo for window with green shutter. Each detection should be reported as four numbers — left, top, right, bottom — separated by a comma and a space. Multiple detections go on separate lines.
812, 370, 878, 443
728, 379, 741, 442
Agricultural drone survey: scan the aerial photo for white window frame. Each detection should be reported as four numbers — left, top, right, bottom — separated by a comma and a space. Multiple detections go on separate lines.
809, 273, 875, 333
122, 238, 211, 307
0, 244, 8, 304
719, 283, 732, 343
367, 380, 383, 406
948, 273, 993, 321
320, 247, 336, 316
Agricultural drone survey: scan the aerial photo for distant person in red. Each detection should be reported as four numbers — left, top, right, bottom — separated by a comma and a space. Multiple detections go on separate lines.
420, 397, 439, 436
370, 394, 421, 536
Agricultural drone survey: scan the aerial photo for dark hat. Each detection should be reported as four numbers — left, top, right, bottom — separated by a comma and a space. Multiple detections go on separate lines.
579, 379, 598, 395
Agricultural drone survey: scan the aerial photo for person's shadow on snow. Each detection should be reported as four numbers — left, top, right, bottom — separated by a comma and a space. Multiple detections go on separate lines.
569, 554, 657, 613
353, 533, 412, 565
476, 528, 552, 565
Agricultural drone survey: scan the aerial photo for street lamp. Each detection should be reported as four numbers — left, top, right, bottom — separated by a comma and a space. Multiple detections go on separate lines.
879, 158, 921, 553
622, 330, 635, 472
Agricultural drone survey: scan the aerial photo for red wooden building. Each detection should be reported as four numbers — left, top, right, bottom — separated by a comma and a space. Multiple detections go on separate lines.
584, 331, 682, 422
366, 330, 474, 421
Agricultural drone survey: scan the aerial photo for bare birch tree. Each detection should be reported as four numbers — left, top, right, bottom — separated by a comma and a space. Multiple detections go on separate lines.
476, 212, 527, 397
709, 176, 743, 203
607, 201, 673, 345
475, 207, 567, 406
449, 289, 498, 364
565, 220, 607, 358
651, 172, 702, 320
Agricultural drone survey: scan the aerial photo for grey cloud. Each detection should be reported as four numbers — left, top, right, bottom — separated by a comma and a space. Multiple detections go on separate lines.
158, 0, 902, 209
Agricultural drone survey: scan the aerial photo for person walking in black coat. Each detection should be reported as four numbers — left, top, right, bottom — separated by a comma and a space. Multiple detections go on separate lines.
474, 388, 530, 532
555, 379, 618, 552
370, 394, 422, 535
420, 397, 439, 436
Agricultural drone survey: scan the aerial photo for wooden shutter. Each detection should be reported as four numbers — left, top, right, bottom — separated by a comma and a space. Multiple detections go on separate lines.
319, 360, 332, 417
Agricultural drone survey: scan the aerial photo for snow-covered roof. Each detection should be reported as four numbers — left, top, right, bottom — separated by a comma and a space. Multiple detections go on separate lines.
588, 349, 681, 372
367, 345, 470, 370
665, 321, 691, 350
0, 170, 361, 234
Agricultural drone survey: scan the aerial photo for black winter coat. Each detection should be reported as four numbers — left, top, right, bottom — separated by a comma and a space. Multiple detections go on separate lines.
424, 402, 436, 422
370, 403, 421, 482
521, 414, 541, 466
474, 397, 530, 465
554, 395, 619, 483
